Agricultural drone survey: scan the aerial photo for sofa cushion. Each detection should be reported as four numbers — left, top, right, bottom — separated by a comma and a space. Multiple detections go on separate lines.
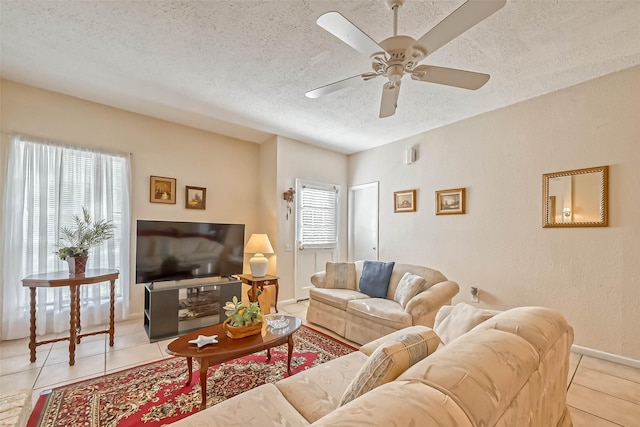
275, 351, 368, 423
393, 272, 425, 308
314, 381, 473, 427
169, 383, 310, 426
396, 327, 543, 427
471, 306, 572, 360
339, 329, 440, 406
434, 303, 497, 346
309, 288, 370, 311
358, 261, 395, 298
325, 262, 356, 290
346, 298, 412, 330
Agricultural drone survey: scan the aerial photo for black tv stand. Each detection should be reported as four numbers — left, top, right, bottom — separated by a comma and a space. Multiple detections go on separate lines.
143, 277, 241, 342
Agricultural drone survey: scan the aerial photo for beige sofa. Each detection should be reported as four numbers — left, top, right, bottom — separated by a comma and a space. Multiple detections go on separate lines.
171, 305, 574, 427
307, 261, 460, 344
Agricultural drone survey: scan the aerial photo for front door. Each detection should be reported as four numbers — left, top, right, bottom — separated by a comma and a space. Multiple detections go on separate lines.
294, 179, 339, 300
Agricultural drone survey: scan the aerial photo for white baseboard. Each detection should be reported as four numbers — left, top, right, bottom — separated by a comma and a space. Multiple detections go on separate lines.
126, 312, 144, 320
571, 344, 640, 369
277, 298, 298, 307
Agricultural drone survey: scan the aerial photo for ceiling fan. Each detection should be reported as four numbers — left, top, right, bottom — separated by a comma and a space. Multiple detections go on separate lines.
305, 0, 506, 118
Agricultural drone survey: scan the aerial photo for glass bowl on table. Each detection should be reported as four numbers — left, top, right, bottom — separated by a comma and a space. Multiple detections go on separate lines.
263, 314, 290, 330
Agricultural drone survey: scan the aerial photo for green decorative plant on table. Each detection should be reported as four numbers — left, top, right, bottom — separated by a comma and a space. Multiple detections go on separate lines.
55, 207, 115, 275
223, 296, 263, 339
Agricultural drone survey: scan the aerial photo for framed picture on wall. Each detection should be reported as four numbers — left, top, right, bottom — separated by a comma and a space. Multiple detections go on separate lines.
394, 189, 416, 213
185, 186, 206, 210
150, 176, 176, 204
435, 188, 466, 215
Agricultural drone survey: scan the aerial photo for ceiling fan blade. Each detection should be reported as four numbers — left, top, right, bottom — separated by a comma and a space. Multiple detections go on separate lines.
305, 74, 368, 99
416, 0, 506, 57
317, 11, 384, 58
379, 81, 401, 118
411, 65, 490, 90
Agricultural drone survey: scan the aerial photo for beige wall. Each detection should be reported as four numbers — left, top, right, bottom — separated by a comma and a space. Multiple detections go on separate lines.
349, 65, 640, 360
0, 79, 261, 317
258, 137, 279, 276
275, 136, 349, 301
0, 79, 348, 323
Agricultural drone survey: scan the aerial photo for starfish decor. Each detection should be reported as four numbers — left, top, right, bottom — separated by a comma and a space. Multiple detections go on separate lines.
188, 335, 218, 348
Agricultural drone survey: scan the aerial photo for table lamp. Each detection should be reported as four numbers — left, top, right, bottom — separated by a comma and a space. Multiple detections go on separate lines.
245, 233, 274, 277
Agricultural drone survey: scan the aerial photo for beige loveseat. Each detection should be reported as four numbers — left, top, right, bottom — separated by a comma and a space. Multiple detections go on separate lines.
307, 261, 460, 344
171, 305, 574, 427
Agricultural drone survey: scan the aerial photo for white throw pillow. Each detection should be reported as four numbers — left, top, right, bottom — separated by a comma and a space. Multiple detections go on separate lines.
434, 303, 497, 346
393, 272, 425, 308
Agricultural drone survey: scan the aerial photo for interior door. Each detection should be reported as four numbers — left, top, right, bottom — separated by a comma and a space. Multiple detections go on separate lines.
348, 182, 379, 261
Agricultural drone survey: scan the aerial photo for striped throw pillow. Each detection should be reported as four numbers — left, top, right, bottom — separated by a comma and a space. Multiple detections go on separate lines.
325, 262, 356, 290
339, 329, 440, 406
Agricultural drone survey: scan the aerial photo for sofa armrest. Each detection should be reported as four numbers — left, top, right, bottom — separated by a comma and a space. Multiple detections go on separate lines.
405, 281, 460, 327
310, 271, 327, 288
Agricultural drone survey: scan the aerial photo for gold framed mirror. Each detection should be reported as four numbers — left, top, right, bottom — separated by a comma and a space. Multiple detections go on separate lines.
543, 166, 609, 228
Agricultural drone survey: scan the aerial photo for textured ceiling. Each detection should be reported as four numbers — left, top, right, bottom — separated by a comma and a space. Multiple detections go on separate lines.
1, 1, 639, 154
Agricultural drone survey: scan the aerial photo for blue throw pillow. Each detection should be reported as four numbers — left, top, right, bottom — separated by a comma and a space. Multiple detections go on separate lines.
359, 261, 395, 298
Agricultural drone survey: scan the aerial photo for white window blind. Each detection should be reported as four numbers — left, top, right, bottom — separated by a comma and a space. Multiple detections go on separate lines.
297, 181, 339, 249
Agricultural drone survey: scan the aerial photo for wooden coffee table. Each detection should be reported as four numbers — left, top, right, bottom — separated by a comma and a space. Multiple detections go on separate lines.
166, 315, 302, 410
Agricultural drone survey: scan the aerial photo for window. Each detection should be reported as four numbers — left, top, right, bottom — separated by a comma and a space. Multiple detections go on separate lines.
1, 135, 131, 340
296, 180, 339, 249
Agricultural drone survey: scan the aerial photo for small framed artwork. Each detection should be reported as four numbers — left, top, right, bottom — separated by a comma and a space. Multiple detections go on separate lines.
150, 176, 176, 204
394, 189, 416, 213
435, 188, 466, 215
185, 186, 206, 210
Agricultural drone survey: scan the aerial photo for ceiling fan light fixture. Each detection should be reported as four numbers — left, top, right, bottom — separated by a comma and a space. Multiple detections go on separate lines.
387, 64, 404, 82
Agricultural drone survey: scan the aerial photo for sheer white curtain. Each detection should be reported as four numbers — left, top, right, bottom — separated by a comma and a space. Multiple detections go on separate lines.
1, 135, 131, 340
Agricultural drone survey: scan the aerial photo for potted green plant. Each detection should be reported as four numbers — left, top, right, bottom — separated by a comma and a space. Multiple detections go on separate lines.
223, 296, 263, 339
55, 207, 115, 275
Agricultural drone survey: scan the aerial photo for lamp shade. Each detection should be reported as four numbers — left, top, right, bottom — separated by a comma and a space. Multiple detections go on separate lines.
244, 233, 274, 255
245, 233, 274, 277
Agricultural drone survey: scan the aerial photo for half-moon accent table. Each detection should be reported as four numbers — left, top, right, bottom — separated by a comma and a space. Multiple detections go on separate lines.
22, 269, 119, 366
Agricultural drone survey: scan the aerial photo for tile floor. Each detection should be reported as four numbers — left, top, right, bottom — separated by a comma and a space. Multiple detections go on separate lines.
1, 301, 638, 426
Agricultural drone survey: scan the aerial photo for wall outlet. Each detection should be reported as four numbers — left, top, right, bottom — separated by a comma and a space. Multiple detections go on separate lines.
285, 244, 293, 252
470, 287, 479, 303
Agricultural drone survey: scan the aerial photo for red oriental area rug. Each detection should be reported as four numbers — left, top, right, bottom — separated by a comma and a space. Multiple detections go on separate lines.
28, 325, 355, 427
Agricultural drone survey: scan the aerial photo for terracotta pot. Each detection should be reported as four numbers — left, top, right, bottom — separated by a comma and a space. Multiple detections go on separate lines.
223, 319, 263, 339
67, 255, 88, 275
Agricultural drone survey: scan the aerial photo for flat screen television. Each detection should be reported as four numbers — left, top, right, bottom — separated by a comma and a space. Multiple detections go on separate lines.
135, 220, 245, 284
